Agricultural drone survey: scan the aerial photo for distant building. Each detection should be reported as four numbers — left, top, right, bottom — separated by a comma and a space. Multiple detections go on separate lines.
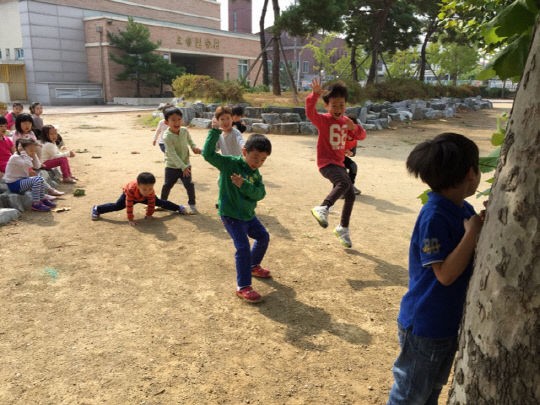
0, 0, 261, 104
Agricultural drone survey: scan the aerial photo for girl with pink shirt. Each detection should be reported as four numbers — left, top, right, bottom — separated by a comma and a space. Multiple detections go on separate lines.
0, 116, 15, 174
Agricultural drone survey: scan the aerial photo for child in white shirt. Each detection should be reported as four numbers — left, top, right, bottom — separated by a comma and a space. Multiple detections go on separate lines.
40, 125, 77, 183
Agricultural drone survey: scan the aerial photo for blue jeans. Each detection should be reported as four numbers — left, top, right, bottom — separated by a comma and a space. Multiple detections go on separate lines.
221, 216, 269, 289
387, 324, 457, 405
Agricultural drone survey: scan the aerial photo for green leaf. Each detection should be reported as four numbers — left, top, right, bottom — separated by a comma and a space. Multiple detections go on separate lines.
491, 130, 505, 146
476, 187, 493, 198
487, 1, 536, 39
418, 189, 431, 205
482, 31, 532, 80
486, 177, 495, 184
479, 156, 499, 173
477, 67, 497, 80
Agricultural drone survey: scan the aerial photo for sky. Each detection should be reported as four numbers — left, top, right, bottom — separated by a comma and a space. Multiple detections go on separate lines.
220, 0, 296, 33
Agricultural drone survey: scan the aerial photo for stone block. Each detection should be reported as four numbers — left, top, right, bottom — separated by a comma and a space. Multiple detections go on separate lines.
431, 102, 446, 110
359, 107, 368, 124
369, 103, 384, 113
292, 107, 307, 121
190, 118, 212, 129
261, 113, 282, 125
366, 120, 383, 130
300, 122, 318, 135
0, 192, 32, 212
397, 110, 413, 121
280, 113, 302, 123
377, 118, 390, 129
0, 208, 20, 225
192, 102, 206, 116
425, 110, 445, 119
244, 107, 262, 118
444, 107, 456, 118
277, 123, 300, 135
243, 118, 263, 125
412, 107, 426, 120
179, 107, 196, 125
362, 124, 378, 131
252, 123, 270, 134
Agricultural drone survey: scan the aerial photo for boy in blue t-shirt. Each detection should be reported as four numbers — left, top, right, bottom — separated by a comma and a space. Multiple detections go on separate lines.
387, 133, 484, 404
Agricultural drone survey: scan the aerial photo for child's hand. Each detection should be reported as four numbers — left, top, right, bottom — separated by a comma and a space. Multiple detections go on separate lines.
183, 167, 191, 177
311, 78, 323, 95
129, 220, 137, 227
464, 215, 483, 237
345, 149, 353, 157
152, 140, 157, 146
211, 118, 220, 129
28, 168, 37, 176
192, 147, 202, 154
230, 173, 244, 188
343, 116, 356, 131
69, 150, 75, 158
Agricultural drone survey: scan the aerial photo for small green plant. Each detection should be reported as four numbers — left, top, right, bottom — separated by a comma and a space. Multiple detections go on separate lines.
171, 74, 244, 103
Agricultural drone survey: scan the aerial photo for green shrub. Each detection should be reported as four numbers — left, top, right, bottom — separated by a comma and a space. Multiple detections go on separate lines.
365, 78, 429, 102
479, 86, 516, 99
171, 74, 244, 103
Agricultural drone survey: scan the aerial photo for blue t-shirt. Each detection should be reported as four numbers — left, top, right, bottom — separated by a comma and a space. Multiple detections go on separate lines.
398, 192, 476, 339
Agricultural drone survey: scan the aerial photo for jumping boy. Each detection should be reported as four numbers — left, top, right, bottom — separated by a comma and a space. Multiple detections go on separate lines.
91, 172, 187, 225
306, 78, 366, 248
160, 107, 201, 214
202, 120, 272, 304
387, 133, 484, 404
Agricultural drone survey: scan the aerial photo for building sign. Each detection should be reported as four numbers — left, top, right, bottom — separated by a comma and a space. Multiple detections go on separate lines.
176, 36, 220, 50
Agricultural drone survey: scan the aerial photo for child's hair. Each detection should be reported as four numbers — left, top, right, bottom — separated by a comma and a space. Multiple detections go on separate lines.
29, 102, 41, 114
406, 132, 479, 192
322, 81, 348, 104
12, 102, 23, 109
215, 106, 233, 119
231, 105, 244, 117
136, 172, 156, 185
15, 138, 38, 154
40, 125, 56, 143
0, 116, 7, 125
158, 103, 174, 112
15, 113, 34, 133
245, 134, 272, 155
164, 107, 183, 121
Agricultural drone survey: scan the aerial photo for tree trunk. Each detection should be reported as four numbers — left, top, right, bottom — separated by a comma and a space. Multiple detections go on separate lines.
271, 0, 281, 96
351, 45, 358, 82
419, 17, 437, 83
366, 1, 393, 85
448, 21, 540, 405
259, 0, 270, 87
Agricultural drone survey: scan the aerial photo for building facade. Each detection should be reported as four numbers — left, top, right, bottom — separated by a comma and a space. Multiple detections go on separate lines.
0, 0, 261, 104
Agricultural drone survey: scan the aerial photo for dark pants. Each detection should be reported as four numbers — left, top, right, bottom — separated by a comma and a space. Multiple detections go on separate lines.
344, 156, 357, 185
221, 216, 269, 289
320, 164, 355, 228
161, 167, 196, 205
387, 324, 457, 405
95, 193, 180, 214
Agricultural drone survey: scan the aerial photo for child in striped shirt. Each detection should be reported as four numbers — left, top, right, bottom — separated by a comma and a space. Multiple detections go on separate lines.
91, 172, 186, 226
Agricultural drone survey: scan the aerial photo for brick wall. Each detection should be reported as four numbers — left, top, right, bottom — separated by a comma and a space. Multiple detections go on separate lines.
228, 0, 252, 34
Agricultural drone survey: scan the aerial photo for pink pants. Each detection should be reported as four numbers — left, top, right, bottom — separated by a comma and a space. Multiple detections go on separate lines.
43, 157, 72, 179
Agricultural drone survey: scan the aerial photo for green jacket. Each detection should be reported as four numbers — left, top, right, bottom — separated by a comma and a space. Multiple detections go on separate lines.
203, 128, 266, 221
163, 127, 196, 170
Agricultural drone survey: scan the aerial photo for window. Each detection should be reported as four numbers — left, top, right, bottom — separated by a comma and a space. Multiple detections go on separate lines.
15, 48, 24, 60
5, 49, 10, 59
0, 49, 2, 60
303, 61, 309, 73
232, 11, 238, 32
238, 59, 249, 79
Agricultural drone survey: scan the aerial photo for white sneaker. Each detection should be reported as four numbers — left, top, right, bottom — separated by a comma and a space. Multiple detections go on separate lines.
188, 204, 199, 215
311, 205, 329, 228
334, 225, 352, 248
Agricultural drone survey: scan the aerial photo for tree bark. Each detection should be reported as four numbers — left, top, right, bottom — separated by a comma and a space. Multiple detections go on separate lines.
419, 16, 437, 82
448, 21, 540, 405
259, 0, 270, 87
366, 1, 393, 85
271, 0, 281, 96
350, 45, 358, 82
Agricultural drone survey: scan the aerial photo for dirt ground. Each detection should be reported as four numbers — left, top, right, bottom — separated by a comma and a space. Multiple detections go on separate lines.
0, 101, 511, 404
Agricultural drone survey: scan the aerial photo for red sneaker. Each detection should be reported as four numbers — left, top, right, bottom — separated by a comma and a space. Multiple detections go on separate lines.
236, 286, 262, 303
251, 265, 272, 279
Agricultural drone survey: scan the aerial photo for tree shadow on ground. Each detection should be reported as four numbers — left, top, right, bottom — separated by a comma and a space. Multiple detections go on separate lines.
358, 194, 415, 214
345, 250, 408, 290
258, 279, 372, 351
99, 213, 179, 242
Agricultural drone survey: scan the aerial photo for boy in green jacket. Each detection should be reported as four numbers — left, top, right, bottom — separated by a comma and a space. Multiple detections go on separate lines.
202, 119, 272, 303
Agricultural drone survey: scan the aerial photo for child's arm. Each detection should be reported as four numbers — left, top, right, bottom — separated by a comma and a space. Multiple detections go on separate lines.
344, 117, 367, 141
202, 127, 230, 171
432, 215, 483, 286
185, 129, 201, 154
305, 78, 325, 127
145, 193, 156, 218
152, 120, 165, 145
234, 128, 246, 148
231, 173, 266, 201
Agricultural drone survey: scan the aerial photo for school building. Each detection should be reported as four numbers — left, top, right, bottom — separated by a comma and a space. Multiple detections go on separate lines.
0, 0, 261, 104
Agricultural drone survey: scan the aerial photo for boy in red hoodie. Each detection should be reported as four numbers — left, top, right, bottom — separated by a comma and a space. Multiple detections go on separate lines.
306, 78, 366, 248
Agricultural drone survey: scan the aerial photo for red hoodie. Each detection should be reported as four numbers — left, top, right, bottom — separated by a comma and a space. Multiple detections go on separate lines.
305, 92, 366, 169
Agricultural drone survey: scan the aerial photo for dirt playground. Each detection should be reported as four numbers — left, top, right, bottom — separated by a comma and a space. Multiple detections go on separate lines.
0, 101, 511, 404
